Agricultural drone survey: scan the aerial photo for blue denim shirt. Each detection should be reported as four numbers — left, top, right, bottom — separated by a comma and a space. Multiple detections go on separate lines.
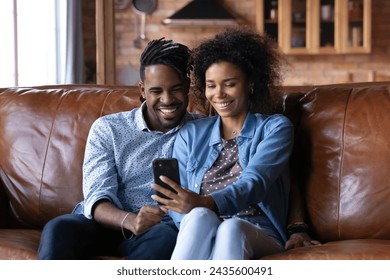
169, 112, 294, 242
73, 102, 197, 219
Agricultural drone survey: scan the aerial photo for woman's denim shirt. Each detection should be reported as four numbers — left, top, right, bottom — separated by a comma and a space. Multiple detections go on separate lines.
169, 112, 294, 242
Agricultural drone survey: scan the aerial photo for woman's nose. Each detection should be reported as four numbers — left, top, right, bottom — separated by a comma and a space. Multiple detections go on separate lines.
215, 86, 226, 98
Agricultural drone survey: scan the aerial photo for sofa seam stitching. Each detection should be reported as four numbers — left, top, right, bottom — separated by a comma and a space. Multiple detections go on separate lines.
99, 90, 113, 117
338, 90, 352, 239
38, 89, 65, 220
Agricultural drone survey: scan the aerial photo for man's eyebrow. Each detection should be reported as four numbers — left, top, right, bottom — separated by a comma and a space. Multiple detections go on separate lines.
171, 83, 185, 88
148, 86, 162, 91
147, 83, 184, 91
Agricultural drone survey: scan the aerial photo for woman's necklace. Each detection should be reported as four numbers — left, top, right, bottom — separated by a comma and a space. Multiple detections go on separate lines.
222, 122, 242, 139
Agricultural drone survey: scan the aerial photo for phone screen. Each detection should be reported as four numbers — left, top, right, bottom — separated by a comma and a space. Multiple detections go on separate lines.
152, 158, 180, 202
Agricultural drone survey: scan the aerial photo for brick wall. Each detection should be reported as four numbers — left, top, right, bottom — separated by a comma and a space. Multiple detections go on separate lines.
113, 0, 250, 85
83, 0, 390, 86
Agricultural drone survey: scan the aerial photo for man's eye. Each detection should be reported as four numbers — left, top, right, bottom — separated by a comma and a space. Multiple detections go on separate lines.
206, 84, 215, 88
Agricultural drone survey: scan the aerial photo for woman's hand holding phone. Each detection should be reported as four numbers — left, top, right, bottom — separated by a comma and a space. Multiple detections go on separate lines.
151, 176, 217, 214
151, 158, 217, 213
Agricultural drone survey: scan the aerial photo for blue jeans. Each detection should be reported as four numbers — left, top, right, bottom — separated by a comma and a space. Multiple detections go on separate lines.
171, 207, 284, 260
38, 213, 178, 260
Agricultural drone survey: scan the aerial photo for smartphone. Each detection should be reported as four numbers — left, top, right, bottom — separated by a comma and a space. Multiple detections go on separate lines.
152, 158, 180, 203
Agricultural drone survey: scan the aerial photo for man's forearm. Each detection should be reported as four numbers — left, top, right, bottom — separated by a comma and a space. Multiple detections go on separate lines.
92, 200, 136, 233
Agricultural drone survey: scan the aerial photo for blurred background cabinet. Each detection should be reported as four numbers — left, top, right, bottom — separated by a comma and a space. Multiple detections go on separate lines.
256, 0, 371, 54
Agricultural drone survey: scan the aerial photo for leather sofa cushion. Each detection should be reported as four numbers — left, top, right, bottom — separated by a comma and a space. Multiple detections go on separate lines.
0, 229, 41, 260
263, 239, 390, 260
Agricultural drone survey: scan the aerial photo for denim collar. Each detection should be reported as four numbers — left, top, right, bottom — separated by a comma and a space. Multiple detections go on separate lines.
209, 112, 256, 147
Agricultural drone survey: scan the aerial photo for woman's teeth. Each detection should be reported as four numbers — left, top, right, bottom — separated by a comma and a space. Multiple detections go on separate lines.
214, 102, 231, 109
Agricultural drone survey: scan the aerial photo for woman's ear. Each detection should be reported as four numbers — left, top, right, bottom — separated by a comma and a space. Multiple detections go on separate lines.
249, 82, 254, 95
184, 77, 191, 92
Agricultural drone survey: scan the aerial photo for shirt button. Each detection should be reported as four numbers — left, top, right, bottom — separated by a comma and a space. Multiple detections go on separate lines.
195, 184, 198, 188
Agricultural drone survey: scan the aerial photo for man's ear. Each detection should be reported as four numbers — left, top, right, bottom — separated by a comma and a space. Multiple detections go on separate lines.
138, 81, 146, 99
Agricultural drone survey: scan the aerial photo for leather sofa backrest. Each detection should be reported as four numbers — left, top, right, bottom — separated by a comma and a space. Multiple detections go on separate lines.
0, 85, 143, 228
290, 83, 390, 242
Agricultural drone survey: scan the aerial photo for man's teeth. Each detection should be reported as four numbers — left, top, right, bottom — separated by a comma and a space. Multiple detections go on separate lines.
160, 108, 177, 113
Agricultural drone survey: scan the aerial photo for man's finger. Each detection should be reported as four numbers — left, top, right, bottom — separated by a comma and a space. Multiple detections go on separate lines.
139, 204, 163, 215
159, 206, 168, 214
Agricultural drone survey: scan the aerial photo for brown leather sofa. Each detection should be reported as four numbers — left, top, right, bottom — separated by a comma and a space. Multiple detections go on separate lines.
0, 82, 389, 260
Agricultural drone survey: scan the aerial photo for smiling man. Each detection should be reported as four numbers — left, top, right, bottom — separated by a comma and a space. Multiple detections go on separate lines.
37, 38, 196, 260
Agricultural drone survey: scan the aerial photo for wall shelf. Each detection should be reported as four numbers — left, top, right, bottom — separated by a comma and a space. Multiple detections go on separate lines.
256, 0, 371, 54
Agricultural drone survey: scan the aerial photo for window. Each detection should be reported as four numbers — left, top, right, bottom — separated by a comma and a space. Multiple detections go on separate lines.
0, 0, 84, 87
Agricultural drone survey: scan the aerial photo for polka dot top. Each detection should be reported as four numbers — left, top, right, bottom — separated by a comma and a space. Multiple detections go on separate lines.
201, 138, 242, 194
201, 138, 264, 217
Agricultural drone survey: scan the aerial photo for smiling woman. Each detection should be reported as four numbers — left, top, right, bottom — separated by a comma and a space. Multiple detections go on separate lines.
0, 0, 84, 87
150, 27, 294, 260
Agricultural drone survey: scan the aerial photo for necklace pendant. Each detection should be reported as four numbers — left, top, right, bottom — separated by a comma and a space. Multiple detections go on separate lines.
232, 130, 237, 135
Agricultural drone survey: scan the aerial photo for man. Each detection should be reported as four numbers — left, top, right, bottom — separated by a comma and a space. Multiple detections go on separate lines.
38, 38, 195, 259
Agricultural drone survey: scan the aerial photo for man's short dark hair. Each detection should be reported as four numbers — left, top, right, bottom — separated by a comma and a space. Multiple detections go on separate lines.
139, 38, 191, 83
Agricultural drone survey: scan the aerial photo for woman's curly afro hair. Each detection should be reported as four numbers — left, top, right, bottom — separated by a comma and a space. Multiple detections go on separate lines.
191, 26, 288, 114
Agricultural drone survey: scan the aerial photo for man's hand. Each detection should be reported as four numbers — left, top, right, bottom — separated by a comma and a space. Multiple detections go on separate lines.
284, 232, 321, 250
151, 176, 216, 213
93, 201, 166, 237
126, 205, 166, 236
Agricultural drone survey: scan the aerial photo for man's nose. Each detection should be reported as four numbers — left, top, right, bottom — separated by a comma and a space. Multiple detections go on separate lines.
160, 91, 174, 104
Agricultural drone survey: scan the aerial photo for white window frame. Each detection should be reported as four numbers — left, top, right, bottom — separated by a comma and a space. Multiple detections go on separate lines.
0, 0, 63, 87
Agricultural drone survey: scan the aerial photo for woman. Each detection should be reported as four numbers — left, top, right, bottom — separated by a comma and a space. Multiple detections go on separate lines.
151, 27, 294, 260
